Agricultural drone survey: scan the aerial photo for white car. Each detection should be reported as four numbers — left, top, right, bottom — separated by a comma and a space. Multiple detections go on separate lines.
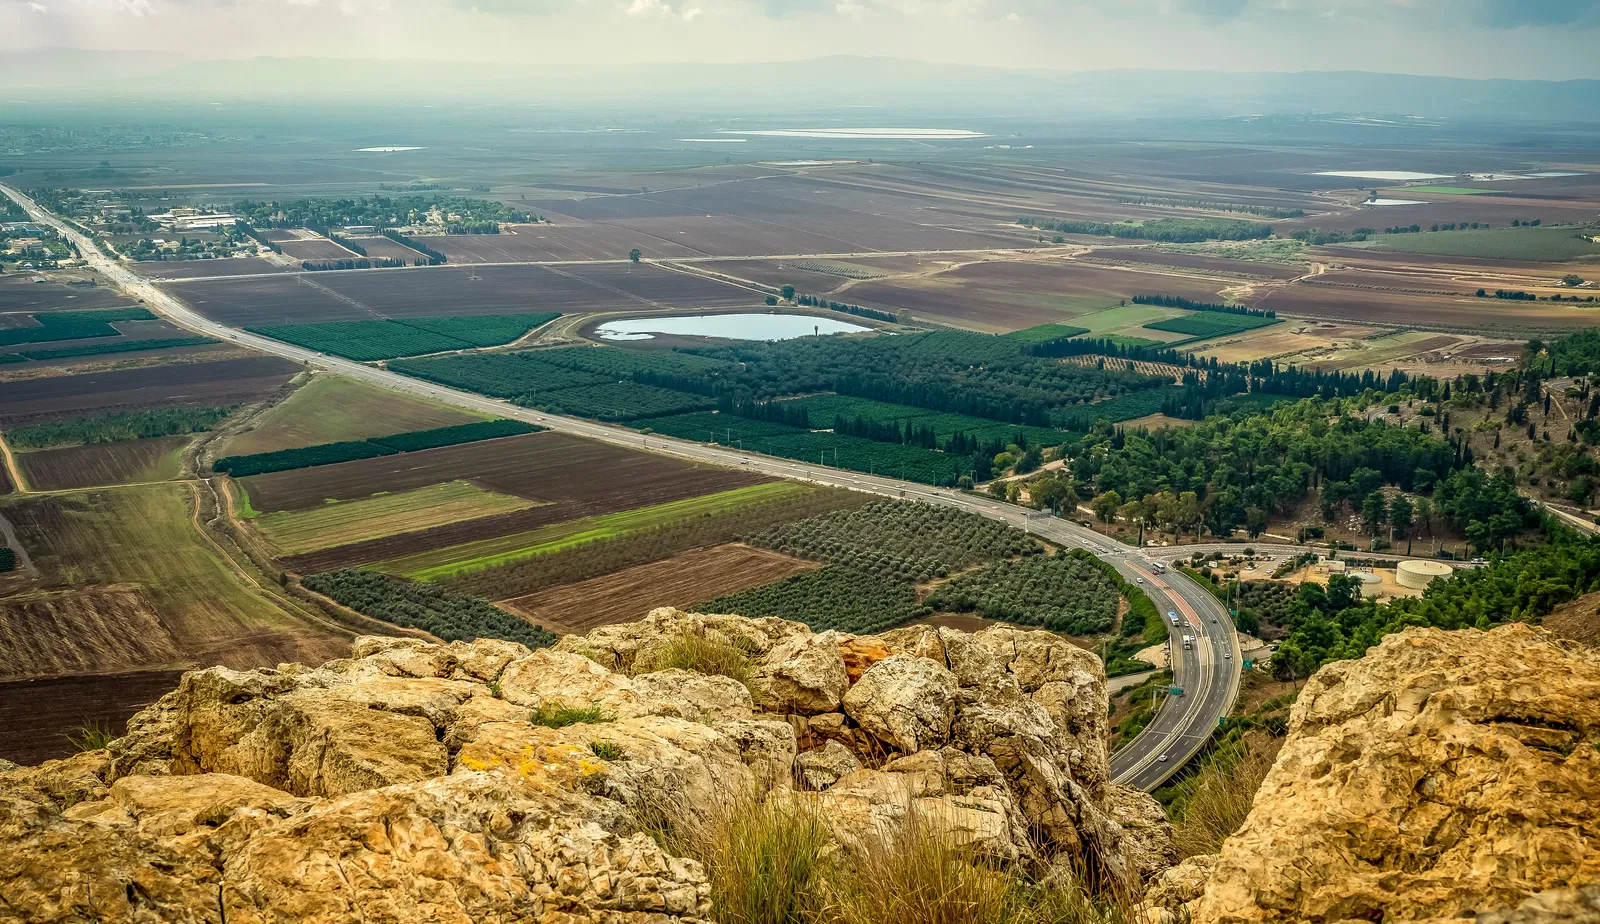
1157, 754, 1169, 762
1135, 576, 1145, 584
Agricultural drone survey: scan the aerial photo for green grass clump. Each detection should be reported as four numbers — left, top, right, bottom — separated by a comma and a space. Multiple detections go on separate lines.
528, 703, 613, 729
589, 740, 627, 761
635, 630, 755, 690
67, 721, 117, 752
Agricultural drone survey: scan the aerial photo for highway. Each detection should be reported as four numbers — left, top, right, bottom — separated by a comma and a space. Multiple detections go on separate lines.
2, 182, 1240, 791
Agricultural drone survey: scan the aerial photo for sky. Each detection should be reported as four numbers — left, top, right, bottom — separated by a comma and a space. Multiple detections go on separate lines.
5, 0, 1600, 81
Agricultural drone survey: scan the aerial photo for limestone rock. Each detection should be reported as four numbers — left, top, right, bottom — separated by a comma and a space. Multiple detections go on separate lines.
554, 607, 806, 672
841, 652, 957, 753
1137, 855, 1220, 924
2, 610, 1174, 922
718, 719, 798, 792
1189, 625, 1600, 924
751, 631, 849, 715
632, 668, 755, 724
498, 647, 662, 718
794, 740, 862, 790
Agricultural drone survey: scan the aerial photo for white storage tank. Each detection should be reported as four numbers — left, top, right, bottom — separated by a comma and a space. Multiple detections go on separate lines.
1397, 559, 1453, 590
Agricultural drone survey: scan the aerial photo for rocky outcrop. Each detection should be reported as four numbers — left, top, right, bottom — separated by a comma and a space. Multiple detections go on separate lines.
1143, 624, 1600, 924
1, 608, 1168, 923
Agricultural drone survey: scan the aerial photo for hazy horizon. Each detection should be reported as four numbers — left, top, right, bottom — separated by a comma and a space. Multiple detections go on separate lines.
5, 0, 1600, 83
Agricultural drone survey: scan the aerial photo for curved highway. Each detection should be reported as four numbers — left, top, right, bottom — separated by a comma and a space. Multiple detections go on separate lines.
4, 182, 1238, 790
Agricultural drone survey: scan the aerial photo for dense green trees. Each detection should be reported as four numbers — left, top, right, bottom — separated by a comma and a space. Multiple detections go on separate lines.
1017, 216, 1273, 243
927, 551, 1120, 634
1025, 396, 1530, 549
7, 407, 234, 449
214, 419, 538, 477
232, 196, 528, 230
304, 569, 554, 649
1267, 534, 1600, 679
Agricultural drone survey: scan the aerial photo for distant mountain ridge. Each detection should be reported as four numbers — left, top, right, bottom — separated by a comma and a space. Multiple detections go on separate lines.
3, 51, 1599, 121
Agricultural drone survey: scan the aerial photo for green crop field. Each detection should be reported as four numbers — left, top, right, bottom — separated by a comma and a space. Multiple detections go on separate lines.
391, 353, 609, 399
0, 484, 332, 673
255, 481, 535, 556
376, 481, 806, 581
220, 376, 485, 456
534, 345, 732, 377
249, 312, 561, 361
642, 412, 807, 443
529, 381, 716, 421
1143, 312, 1279, 340
1344, 226, 1600, 262
1003, 323, 1091, 345
1051, 386, 1189, 430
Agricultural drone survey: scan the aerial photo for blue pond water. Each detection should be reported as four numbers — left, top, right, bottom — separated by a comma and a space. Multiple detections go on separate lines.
594, 313, 871, 342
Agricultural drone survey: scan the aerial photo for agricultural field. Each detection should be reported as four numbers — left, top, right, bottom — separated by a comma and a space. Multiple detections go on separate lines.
1257, 278, 1600, 332
393, 351, 719, 421
215, 419, 539, 477
707, 500, 1133, 638
172, 263, 759, 327
0, 276, 129, 313
253, 481, 537, 556
843, 259, 1241, 332
218, 374, 485, 456
536, 381, 718, 421
1194, 322, 1377, 365
302, 569, 554, 651
750, 500, 1036, 580
237, 430, 763, 514
1143, 312, 1280, 340
371, 481, 806, 582
0, 483, 346, 681
249, 312, 561, 361
14, 435, 190, 491
0, 669, 185, 764
276, 236, 359, 262
0, 355, 299, 426
1003, 323, 1092, 344
500, 543, 816, 635
704, 566, 923, 634
133, 257, 291, 279
240, 431, 771, 572
925, 552, 1121, 634
1335, 225, 1600, 262
1051, 387, 1190, 430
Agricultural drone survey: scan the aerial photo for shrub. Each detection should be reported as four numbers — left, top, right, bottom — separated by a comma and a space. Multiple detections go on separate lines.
668, 795, 837, 924
1169, 749, 1274, 858
635, 630, 754, 690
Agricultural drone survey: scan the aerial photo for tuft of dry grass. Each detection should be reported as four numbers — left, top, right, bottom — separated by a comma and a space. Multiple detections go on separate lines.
649, 792, 1131, 924
634, 629, 755, 690
528, 703, 613, 729
1170, 749, 1273, 858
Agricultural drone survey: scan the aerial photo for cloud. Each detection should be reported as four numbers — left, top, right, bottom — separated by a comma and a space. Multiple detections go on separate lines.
1472, 0, 1597, 28
623, 0, 699, 18
1179, 0, 1247, 23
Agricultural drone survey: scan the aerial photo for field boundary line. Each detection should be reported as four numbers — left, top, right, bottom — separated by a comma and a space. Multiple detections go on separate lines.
295, 275, 384, 318
0, 434, 30, 494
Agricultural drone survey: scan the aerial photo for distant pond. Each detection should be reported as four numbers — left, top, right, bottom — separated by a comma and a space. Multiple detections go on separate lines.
593, 313, 871, 342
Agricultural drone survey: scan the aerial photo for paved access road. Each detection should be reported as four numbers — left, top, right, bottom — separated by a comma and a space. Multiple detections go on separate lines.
1, 182, 1241, 791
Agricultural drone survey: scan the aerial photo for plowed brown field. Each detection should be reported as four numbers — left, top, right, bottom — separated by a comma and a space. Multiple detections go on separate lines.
498, 543, 815, 635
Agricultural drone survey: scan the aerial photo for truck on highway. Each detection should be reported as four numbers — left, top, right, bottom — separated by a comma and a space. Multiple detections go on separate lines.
1183, 635, 1194, 650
